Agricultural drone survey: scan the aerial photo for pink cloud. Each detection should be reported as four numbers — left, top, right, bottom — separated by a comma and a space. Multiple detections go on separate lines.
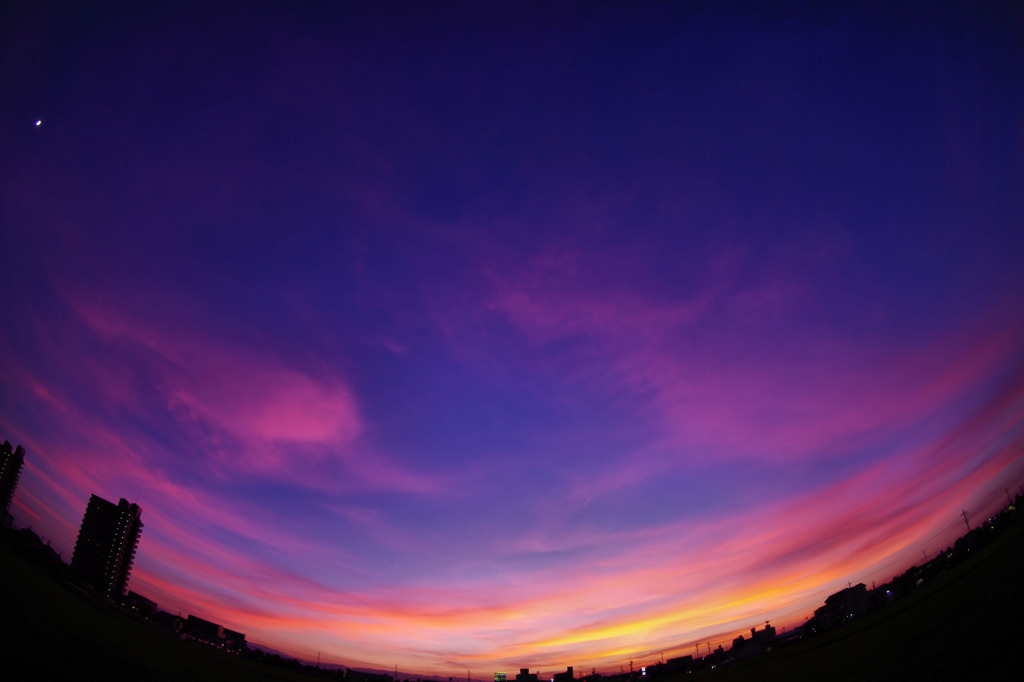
52, 295, 453, 492
74, 299, 361, 447
477, 242, 1023, 474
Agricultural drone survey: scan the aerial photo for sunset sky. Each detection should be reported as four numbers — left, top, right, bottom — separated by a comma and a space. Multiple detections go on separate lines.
2, 1, 1023, 675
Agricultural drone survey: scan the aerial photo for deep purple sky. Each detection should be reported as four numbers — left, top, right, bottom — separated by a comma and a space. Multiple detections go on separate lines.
2, 1, 1023, 675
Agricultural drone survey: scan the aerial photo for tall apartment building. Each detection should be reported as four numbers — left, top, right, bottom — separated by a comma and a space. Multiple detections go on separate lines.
70, 495, 143, 598
1, 440, 26, 526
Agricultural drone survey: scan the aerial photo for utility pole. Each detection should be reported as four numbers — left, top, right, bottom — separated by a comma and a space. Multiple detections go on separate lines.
1007, 489, 1014, 508
961, 508, 971, 533
922, 549, 928, 564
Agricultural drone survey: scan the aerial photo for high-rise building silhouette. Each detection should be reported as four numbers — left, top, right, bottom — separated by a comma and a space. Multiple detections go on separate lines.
1, 440, 26, 527
70, 495, 143, 598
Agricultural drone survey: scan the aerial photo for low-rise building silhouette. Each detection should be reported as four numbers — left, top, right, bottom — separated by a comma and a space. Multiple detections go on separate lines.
154, 609, 185, 633
185, 614, 247, 652
805, 583, 870, 633
70, 495, 143, 599
645, 655, 693, 677
731, 622, 777, 659
516, 668, 539, 682
663, 655, 693, 675
125, 590, 158, 617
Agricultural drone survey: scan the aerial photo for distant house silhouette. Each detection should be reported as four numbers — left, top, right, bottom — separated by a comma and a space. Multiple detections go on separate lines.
731, 622, 777, 659
69, 495, 143, 599
809, 583, 869, 632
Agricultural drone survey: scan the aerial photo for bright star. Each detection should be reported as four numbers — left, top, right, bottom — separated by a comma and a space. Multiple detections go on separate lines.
35, 120, 42, 126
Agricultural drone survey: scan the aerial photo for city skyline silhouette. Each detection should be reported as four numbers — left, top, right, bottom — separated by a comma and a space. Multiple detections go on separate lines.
4, 464, 1021, 679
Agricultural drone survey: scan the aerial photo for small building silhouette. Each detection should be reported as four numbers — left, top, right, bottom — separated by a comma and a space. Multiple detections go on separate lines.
185, 614, 247, 652
516, 669, 539, 682
125, 590, 158, 617
731, 622, 777, 659
811, 583, 869, 631
647, 655, 693, 677
154, 610, 185, 633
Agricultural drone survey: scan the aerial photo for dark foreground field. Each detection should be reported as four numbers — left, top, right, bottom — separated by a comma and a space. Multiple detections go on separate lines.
688, 514, 1024, 681
2, 515, 1023, 681
0, 538, 322, 681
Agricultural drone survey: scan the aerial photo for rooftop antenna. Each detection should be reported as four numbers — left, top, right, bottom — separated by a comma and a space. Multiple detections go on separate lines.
961, 508, 971, 533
